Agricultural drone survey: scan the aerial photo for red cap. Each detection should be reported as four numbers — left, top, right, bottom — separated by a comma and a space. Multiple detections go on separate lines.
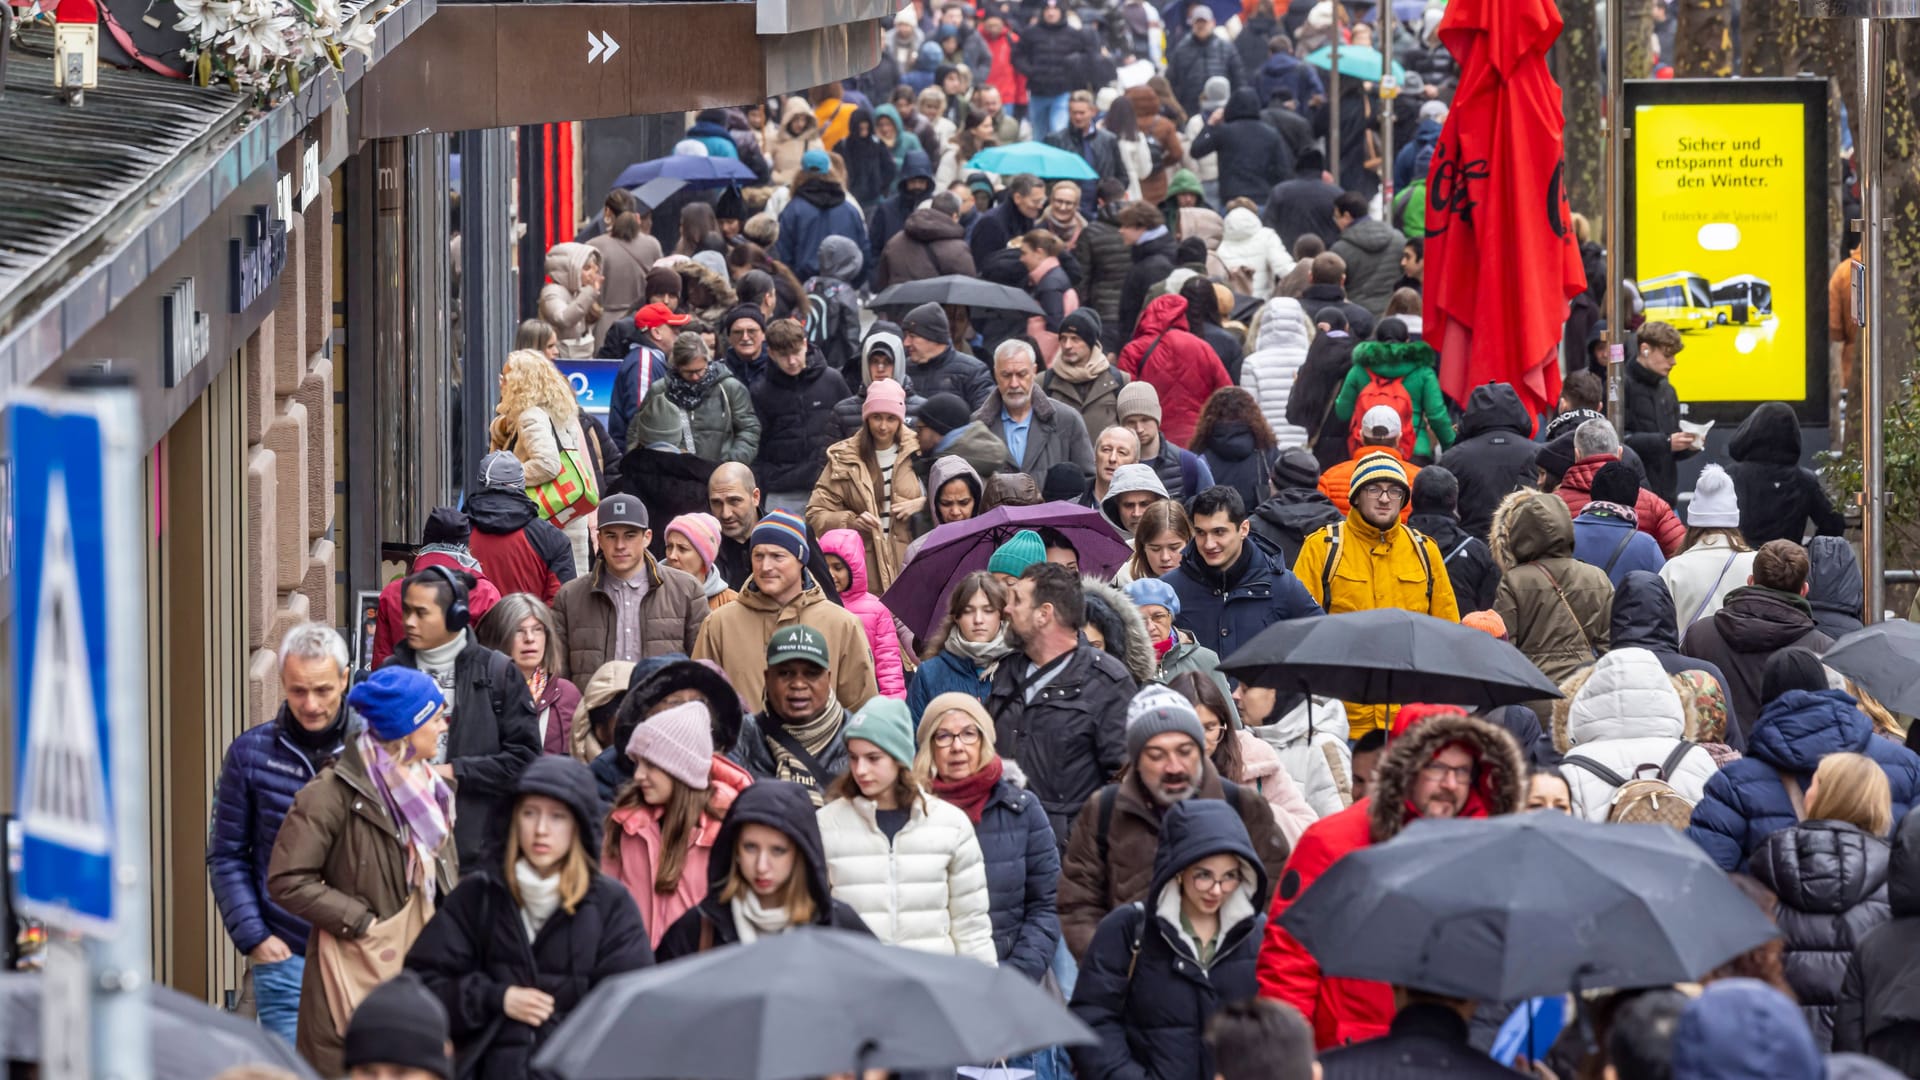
635, 302, 691, 330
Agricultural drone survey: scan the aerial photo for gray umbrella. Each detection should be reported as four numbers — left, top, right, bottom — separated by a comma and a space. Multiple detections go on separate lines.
0, 971, 321, 1079
1820, 621, 1920, 716
532, 928, 1093, 1080
869, 276, 1045, 315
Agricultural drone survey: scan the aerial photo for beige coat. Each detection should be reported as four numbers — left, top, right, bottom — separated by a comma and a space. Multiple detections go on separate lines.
495, 403, 598, 573
691, 579, 879, 711
805, 434, 924, 595
539, 242, 602, 358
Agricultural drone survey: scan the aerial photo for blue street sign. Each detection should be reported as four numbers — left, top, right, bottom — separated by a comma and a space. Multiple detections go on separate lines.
8, 396, 117, 934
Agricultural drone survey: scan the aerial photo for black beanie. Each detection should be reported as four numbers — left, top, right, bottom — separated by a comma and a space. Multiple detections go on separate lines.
1043, 462, 1089, 502
901, 302, 952, 345
1411, 464, 1459, 515
1271, 447, 1321, 491
1589, 461, 1641, 507
722, 304, 767, 335
1762, 646, 1831, 706
421, 506, 470, 546
1176, 236, 1209, 268
1059, 308, 1102, 348
917, 392, 973, 436
343, 972, 452, 1080
1536, 432, 1577, 486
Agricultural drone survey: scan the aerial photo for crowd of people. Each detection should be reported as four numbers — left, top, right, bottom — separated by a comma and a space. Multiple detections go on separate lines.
201, 0, 1905, 1078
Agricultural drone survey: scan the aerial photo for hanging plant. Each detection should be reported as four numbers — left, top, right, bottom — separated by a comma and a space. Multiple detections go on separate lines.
174, 0, 374, 98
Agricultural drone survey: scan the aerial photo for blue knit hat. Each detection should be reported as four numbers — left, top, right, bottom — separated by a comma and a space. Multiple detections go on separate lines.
987, 529, 1046, 577
348, 667, 445, 742
1124, 577, 1181, 617
751, 510, 811, 561
845, 697, 918, 768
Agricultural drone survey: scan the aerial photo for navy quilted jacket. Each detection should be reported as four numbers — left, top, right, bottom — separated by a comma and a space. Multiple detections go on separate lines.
208, 707, 343, 955
973, 774, 1060, 981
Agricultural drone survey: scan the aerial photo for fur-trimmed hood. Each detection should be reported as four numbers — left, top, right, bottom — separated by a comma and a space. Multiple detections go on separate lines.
1366, 711, 1526, 844
676, 259, 738, 318
1080, 577, 1158, 685
1488, 488, 1576, 570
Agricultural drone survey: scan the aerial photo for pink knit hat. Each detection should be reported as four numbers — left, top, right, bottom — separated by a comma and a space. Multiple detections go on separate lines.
625, 700, 714, 789
664, 512, 723, 571
863, 377, 908, 420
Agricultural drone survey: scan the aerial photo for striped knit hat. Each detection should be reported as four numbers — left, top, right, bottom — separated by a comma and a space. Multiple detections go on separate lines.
751, 509, 810, 561
1349, 452, 1411, 500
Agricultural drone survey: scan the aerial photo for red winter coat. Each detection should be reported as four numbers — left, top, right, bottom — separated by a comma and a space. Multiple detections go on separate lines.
1115, 295, 1231, 449
1556, 454, 1686, 557
370, 551, 504, 668
982, 27, 1026, 105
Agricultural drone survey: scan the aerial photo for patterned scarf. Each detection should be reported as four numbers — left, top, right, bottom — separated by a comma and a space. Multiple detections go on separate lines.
768, 697, 847, 793
665, 361, 729, 412
358, 731, 455, 889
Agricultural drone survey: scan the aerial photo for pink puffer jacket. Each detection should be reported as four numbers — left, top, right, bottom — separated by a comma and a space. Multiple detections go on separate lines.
819, 529, 907, 699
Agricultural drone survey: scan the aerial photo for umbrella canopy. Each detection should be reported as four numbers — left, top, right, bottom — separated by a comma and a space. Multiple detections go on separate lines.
1303, 44, 1407, 83
631, 175, 688, 212
1421, 0, 1589, 420
1821, 621, 1920, 716
612, 154, 757, 190
1216, 607, 1562, 707
880, 503, 1133, 639
869, 275, 1045, 315
1280, 812, 1780, 1001
0, 973, 321, 1079
532, 928, 1093, 1080
965, 142, 1100, 181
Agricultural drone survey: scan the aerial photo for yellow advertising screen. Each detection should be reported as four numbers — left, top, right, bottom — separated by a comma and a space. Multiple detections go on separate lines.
1631, 100, 1809, 405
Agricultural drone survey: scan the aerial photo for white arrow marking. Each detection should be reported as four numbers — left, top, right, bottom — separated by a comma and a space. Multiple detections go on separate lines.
601, 32, 619, 61
586, 29, 605, 63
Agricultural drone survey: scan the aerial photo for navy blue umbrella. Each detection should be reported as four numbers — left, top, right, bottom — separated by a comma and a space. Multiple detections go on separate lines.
612, 154, 756, 190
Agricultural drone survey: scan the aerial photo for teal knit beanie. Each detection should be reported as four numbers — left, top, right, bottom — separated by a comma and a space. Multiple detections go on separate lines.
987, 529, 1046, 577
845, 697, 918, 768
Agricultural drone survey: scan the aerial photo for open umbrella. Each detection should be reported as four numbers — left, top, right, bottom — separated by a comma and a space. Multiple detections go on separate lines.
532, 928, 1093, 1080
881, 503, 1132, 639
1303, 44, 1407, 83
966, 141, 1100, 181
631, 175, 687, 212
1280, 812, 1779, 1001
1216, 607, 1562, 707
612, 154, 757, 190
1820, 621, 1920, 716
869, 275, 1045, 315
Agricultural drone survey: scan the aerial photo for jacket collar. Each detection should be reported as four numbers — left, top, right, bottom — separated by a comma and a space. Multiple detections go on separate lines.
594, 552, 664, 594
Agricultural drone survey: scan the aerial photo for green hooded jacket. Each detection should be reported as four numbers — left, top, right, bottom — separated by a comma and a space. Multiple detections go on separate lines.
1331, 340, 1457, 459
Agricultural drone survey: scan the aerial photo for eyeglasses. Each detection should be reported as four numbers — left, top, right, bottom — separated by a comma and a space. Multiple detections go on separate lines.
933, 729, 983, 747
1186, 867, 1245, 893
1359, 483, 1408, 504
1417, 762, 1475, 784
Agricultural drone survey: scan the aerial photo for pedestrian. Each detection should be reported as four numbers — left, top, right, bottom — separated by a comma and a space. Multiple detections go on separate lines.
1526, 765, 1573, 812
591, 657, 746, 801
587, 192, 664, 347
1115, 294, 1232, 449
1125, 577, 1224, 692
268, 668, 458, 1076
1681, 541, 1836, 733
1807, 535, 1867, 639
1609, 570, 1740, 726
475, 594, 582, 758
1671, 979, 1825, 1080
1081, 577, 1160, 685
466, 452, 577, 605
735, 623, 866, 804
604, 302, 679, 450
705, 462, 762, 589
492, 350, 601, 573
900, 302, 996, 408
1329, 324, 1454, 463
1406, 466, 1500, 614
1263, 150, 1342, 250
1488, 490, 1614, 694
633, 327, 761, 464
1834, 809, 1920, 1071
1620, 321, 1702, 505
1238, 679, 1351, 819
1018, 231, 1082, 354
660, 512, 739, 612
1435, 383, 1539, 541
210, 625, 354, 1045
370, 509, 506, 698
1239, 298, 1312, 445
1297, 252, 1375, 339
1117, 202, 1180, 340
1317, 986, 1519, 1079
547, 493, 707, 680
768, 97, 827, 186
1012, 0, 1093, 139
538, 242, 604, 358
1116, 382, 1217, 503
974, 339, 1097, 480
1660, 463, 1757, 633
1043, 91, 1128, 196
875, 188, 976, 290
807, 378, 925, 595
1672, 668, 1742, 767
751, 319, 853, 516
1168, 671, 1317, 845
1039, 312, 1128, 445
910, 454, 984, 544
1327, 192, 1405, 316
575, 659, 636, 775
833, 324, 924, 441
339, 972, 451, 1080
1556, 647, 1719, 821
819, 528, 908, 700
1727, 401, 1847, 547
1571, 462, 1668, 587
1287, 305, 1357, 472
1069, 800, 1270, 1080
839, 107, 899, 208
1083, 426, 1141, 512
983, 469, 1046, 508
906, 572, 1011, 718
1169, 485, 1323, 661
1294, 451, 1456, 617
1206, 999, 1317, 1080
1555, 418, 1686, 557
970, 173, 1049, 266
1246, 449, 1343, 570
1316, 408, 1421, 519
775, 153, 870, 283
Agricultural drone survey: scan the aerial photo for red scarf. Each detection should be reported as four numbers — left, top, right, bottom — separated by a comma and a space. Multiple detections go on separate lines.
1152, 634, 1176, 660
931, 757, 1004, 823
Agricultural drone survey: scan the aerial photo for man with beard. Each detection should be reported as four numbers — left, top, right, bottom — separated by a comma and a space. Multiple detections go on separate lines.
1257, 705, 1525, 1049
973, 339, 1094, 479
734, 626, 851, 806
1056, 683, 1290, 960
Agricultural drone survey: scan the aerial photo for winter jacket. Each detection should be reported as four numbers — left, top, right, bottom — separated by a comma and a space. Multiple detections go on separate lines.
268, 734, 458, 1075
906, 347, 996, 411
1555, 648, 1718, 822
1232, 729, 1319, 847
751, 358, 853, 494
1140, 437, 1215, 506
769, 97, 827, 185
1660, 533, 1758, 634
1328, 219, 1406, 317
832, 332, 927, 440
540, 242, 603, 357
1217, 211, 1295, 305
817, 529, 908, 698
632, 365, 760, 464
1621, 357, 1697, 506
776, 176, 870, 284
1572, 505, 1667, 587
875, 206, 977, 291
1608, 570, 1744, 747
1293, 509, 1458, 621
1808, 536, 1866, 639
1252, 489, 1345, 570
531, 674, 582, 757
1242, 299, 1315, 447
656, 781, 874, 960
1833, 810, 1920, 1072
1263, 176, 1343, 250
972, 386, 1096, 480
1194, 422, 1278, 514
807, 241, 868, 379
692, 575, 879, 713
817, 791, 998, 961
868, 149, 934, 256
1190, 90, 1292, 206
985, 642, 1139, 846
1407, 511, 1501, 614
1012, 18, 1096, 97
1752, 820, 1893, 1049
970, 197, 1042, 269
1058, 763, 1290, 960
1115, 295, 1232, 449
981, 25, 1026, 104
1166, 30, 1245, 115
907, 640, 1001, 726
1728, 401, 1846, 547
1689, 688, 1920, 871
605, 346, 667, 460
1256, 48, 1322, 111
950, 770, 1062, 981
603, 755, 752, 946
210, 706, 347, 958
1045, 124, 1128, 192
1169, 537, 1324, 665
1319, 1003, 1521, 1079
1287, 328, 1357, 471
1119, 230, 1180, 342
1075, 213, 1133, 351
1680, 587, 1834, 740
587, 231, 664, 347
1070, 800, 1272, 1080
1331, 340, 1455, 461
1042, 355, 1130, 438
548, 556, 708, 680
1393, 116, 1445, 191
465, 489, 577, 604
1259, 711, 1525, 1050
372, 549, 505, 668
1435, 384, 1538, 540
1250, 696, 1352, 819
1489, 491, 1614, 692
806, 435, 925, 595
1297, 282, 1375, 341
1126, 87, 1187, 207
1556, 454, 1686, 557
405, 758, 654, 1080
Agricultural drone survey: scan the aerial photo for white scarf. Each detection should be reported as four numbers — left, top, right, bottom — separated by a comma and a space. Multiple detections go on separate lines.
730, 892, 794, 944
515, 859, 562, 940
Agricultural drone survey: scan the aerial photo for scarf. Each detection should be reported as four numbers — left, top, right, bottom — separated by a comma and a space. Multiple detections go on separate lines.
731, 891, 794, 944
1048, 343, 1110, 383
1586, 500, 1639, 525
1152, 633, 1176, 660
1044, 211, 1085, 248
358, 731, 455, 890
768, 697, 847, 788
944, 629, 1014, 671
515, 858, 562, 940
665, 362, 728, 412
930, 757, 1003, 823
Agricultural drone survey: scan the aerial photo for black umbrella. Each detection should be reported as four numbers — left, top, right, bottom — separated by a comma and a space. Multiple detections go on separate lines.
869, 275, 1045, 315
1280, 812, 1778, 1001
1216, 608, 1563, 707
1820, 621, 1920, 716
531, 928, 1093, 1080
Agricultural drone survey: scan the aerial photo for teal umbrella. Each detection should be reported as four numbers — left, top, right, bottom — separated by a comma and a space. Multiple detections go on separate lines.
965, 141, 1099, 181
1304, 44, 1407, 83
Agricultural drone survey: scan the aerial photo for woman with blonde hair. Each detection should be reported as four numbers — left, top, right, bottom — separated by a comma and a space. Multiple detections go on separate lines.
1118, 499, 1191, 586
492, 350, 599, 572
1750, 751, 1895, 1048
406, 756, 652, 1078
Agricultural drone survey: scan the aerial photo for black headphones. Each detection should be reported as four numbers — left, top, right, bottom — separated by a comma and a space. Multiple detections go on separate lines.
423, 564, 471, 633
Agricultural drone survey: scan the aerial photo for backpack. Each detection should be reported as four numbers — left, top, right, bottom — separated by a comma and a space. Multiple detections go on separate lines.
804, 287, 835, 348
1316, 520, 1435, 612
1348, 372, 1417, 457
1560, 742, 1697, 827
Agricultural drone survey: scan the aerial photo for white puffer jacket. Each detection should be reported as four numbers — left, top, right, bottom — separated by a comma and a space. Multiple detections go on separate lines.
1215, 208, 1295, 300
817, 793, 998, 963
1558, 647, 1719, 823
1659, 533, 1757, 634
1249, 694, 1351, 818
1239, 297, 1315, 447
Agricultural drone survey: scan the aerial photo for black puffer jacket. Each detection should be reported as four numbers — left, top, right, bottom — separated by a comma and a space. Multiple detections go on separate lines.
986, 642, 1139, 848
905, 347, 995, 410
1166, 30, 1245, 115
1621, 357, 1697, 505
1075, 212, 1132, 352
1755, 820, 1893, 1051
1045, 125, 1127, 192
1408, 511, 1501, 614
1835, 811, 1920, 1072
1195, 422, 1277, 513
1285, 329, 1357, 471
1119, 231, 1180, 341
1437, 383, 1540, 540
405, 757, 654, 1080
1807, 535, 1866, 639
1250, 488, 1344, 568
1679, 586, 1834, 742
1728, 401, 1847, 547
1188, 88, 1292, 206
749, 358, 852, 493
1013, 18, 1097, 96
1608, 570, 1743, 749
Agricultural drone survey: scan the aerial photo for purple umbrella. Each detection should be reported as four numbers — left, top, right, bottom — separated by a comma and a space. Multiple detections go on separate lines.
881, 502, 1134, 640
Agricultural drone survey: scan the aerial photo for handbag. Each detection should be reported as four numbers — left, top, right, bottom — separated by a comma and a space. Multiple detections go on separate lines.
1531, 563, 1600, 660
312, 887, 433, 1037
527, 418, 601, 528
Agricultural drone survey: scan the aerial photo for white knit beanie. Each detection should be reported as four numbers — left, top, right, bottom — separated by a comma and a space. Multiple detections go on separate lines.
1688, 464, 1740, 528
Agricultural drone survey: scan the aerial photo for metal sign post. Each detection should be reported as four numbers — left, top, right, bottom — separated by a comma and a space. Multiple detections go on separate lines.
7, 382, 151, 1080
